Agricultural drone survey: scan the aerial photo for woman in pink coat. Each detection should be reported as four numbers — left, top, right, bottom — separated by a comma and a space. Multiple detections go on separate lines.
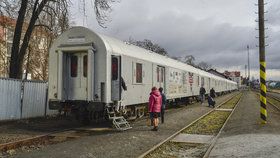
149, 87, 162, 131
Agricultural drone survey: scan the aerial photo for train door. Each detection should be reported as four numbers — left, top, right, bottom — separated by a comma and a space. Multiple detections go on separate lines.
66, 52, 88, 100
155, 66, 166, 89
111, 55, 121, 101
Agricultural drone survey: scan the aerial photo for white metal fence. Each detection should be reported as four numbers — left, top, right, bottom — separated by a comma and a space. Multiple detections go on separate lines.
21, 81, 48, 118
0, 78, 56, 121
0, 78, 22, 120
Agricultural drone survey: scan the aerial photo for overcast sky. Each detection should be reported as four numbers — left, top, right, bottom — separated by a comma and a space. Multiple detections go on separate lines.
70, 0, 280, 80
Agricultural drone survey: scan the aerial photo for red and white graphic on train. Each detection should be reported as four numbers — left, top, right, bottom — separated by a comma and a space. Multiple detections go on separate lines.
188, 72, 193, 84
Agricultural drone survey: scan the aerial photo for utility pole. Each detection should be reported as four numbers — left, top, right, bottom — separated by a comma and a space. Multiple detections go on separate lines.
247, 45, 250, 81
245, 65, 247, 81
258, 0, 267, 124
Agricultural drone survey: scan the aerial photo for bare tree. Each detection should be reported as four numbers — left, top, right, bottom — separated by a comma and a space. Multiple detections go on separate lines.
170, 55, 197, 67
197, 61, 212, 71
93, 0, 116, 28
3, 0, 70, 79
183, 55, 195, 66
171, 56, 181, 61
128, 38, 168, 56
0, 0, 116, 79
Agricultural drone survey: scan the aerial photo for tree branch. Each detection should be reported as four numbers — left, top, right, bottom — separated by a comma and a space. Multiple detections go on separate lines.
34, 24, 52, 31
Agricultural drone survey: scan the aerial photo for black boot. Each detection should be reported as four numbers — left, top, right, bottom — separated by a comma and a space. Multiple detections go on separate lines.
152, 126, 158, 131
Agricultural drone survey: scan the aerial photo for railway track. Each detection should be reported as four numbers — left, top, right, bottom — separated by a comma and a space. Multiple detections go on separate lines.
268, 95, 280, 110
138, 92, 243, 158
264, 93, 280, 111
0, 126, 113, 156
0, 92, 240, 157
268, 89, 280, 94
252, 89, 280, 111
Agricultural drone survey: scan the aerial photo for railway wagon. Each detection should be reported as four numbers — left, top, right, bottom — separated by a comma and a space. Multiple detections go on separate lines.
48, 26, 237, 122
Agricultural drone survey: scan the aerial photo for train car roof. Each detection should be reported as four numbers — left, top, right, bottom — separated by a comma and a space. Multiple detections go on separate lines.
53, 26, 236, 85
99, 32, 236, 84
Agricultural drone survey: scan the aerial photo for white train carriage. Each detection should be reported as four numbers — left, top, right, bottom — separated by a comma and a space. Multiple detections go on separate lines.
48, 26, 237, 122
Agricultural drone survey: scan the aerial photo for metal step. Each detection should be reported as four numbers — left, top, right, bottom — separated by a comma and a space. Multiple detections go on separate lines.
106, 108, 116, 119
106, 107, 132, 131
112, 116, 132, 131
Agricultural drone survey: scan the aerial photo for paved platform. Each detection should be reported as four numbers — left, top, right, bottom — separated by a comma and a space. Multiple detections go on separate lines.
209, 91, 280, 158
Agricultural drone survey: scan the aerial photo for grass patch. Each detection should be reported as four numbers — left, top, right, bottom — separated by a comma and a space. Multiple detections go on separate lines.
183, 111, 230, 135
219, 93, 242, 109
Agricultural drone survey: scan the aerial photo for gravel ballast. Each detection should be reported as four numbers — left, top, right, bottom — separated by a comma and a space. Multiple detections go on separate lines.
9, 93, 238, 158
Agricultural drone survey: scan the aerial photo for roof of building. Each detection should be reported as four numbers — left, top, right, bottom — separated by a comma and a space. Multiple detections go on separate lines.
207, 69, 229, 79
224, 71, 241, 77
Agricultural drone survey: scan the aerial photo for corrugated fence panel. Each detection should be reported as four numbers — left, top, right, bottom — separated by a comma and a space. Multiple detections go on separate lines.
21, 81, 47, 118
0, 78, 22, 120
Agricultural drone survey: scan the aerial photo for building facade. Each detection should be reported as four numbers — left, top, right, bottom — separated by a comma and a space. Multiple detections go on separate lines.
0, 15, 50, 80
0, 16, 15, 77
223, 71, 242, 88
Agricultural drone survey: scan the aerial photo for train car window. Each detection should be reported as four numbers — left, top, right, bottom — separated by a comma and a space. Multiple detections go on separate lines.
112, 57, 118, 80
161, 68, 164, 82
183, 73, 187, 84
197, 76, 200, 86
201, 77, 205, 86
136, 63, 143, 83
83, 55, 87, 77
70, 55, 78, 77
157, 67, 160, 82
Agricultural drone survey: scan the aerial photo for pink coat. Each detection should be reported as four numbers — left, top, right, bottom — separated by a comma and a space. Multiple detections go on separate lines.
149, 90, 162, 113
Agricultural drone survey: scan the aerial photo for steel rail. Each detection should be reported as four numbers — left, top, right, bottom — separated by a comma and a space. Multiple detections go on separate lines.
0, 127, 113, 153
255, 92, 280, 112
266, 94, 280, 112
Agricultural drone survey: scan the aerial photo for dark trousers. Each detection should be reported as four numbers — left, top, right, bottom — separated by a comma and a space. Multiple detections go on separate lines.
200, 94, 205, 103
161, 109, 165, 123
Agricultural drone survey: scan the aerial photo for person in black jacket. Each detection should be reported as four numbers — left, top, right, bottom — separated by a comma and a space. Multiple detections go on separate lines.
199, 86, 206, 104
210, 88, 216, 98
121, 77, 127, 91
159, 87, 166, 124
